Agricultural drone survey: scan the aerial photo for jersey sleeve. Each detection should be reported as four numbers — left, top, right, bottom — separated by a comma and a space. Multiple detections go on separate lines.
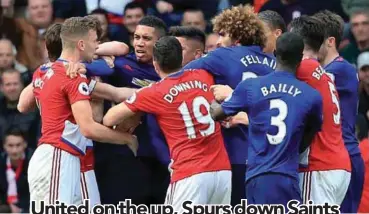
306, 92, 323, 132
84, 59, 115, 76
221, 79, 253, 116
184, 50, 224, 77
62, 74, 91, 104
124, 84, 161, 114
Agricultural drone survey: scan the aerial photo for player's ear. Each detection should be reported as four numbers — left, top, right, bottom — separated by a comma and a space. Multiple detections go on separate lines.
327, 37, 335, 48
274, 29, 282, 38
194, 49, 203, 60
153, 60, 161, 76
77, 40, 85, 51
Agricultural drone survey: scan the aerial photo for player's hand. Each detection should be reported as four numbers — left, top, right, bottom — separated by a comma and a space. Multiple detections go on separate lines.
114, 114, 142, 134
221, 112, 249, 128
101, 56, 115, 68
127, 135, 138, 156
65, 62, 86, 78
210, 85, 233, 102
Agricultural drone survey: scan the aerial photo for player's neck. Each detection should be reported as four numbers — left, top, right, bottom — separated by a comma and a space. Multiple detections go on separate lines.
59, 49, 82, 63
303, 49, 317, 59
276, 64, 295, 74
321, 49, 339, 67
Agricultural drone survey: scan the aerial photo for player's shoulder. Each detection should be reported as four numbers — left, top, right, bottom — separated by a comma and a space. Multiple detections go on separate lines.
327, 56, 355, 71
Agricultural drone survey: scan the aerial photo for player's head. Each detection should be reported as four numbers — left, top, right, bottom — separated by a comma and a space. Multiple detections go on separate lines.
212, 5, 266, 48
44, 23, 62, 62
3, 128, 27, 161
60, 16, 99, 63
168, 26, 205, 66
275, 32, 304, 72
258, 10, 286, 54
153, 36, 182, 77
289, 15, 325, 54
313, 10, 344, 62
134, 16, 167, 63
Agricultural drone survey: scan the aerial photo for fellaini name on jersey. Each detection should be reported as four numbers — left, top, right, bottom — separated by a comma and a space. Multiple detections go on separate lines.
240, 55, 276, 69
164, 80, 209, 103
261, 84, 302, 97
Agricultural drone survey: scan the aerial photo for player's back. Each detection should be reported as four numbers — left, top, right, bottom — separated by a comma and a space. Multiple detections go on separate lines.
33, 61, 92, 156
244, 71, 322, 181
150, 69, 231, 182
297, 59, 351, 172
324, 57, 359, 155
183, 45, 276, 164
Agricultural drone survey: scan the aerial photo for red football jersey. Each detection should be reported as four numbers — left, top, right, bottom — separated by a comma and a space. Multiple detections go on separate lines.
297, 59, 351, 172
125, 69, 231, 183
33, 61, 93, 156
359, 138, 369, 213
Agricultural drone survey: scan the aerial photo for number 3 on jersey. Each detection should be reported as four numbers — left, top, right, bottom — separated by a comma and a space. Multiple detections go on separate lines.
178, 96, 215, 139
267, 99, 288, 145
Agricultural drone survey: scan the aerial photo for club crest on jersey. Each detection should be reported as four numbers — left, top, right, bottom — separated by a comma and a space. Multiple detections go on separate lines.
78, 82, 90, 96
132, 78, 155, 88
126, 93, 137, 104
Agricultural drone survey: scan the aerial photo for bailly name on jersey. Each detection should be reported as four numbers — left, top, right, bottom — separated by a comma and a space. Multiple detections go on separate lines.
240, 54, 276, 69
164, 80, 209, 103
261, 83, 302, 97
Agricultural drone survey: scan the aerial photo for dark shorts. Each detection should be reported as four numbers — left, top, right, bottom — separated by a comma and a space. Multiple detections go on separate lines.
246, 173, 301, 208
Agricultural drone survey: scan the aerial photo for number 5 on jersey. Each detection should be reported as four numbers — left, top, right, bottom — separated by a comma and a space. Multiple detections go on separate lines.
178, 96, 215, 139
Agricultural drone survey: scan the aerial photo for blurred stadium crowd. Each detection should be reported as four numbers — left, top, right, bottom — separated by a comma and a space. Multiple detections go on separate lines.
0, 0, 369, 212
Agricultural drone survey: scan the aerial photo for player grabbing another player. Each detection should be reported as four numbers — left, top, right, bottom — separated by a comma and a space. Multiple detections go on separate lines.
103, 36, 231, 212
27, 17, 137, 210
314, 10, 364, 213
289, 15, 351, 205
182, 5, 275, 205
210, 32, 323, 207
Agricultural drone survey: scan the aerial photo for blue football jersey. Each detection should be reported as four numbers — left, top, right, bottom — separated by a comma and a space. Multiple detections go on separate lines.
324, 57, 360, 156
86, 53, 168, 161
221, 71, 323, 181
183, 45, 276, 164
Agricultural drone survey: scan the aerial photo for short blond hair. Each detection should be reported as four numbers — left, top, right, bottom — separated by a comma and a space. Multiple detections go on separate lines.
212, 5, 267, 48
60, 16, 97, 48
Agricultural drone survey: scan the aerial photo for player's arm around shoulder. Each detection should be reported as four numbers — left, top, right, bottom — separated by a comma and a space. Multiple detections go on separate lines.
17, 83, 36, 113
91, 82, 137, 103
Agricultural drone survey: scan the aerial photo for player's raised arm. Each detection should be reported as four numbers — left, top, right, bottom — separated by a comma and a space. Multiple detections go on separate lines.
95, 41, 129, 56
300, 93, 324, 153
17, 83, 36, 113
